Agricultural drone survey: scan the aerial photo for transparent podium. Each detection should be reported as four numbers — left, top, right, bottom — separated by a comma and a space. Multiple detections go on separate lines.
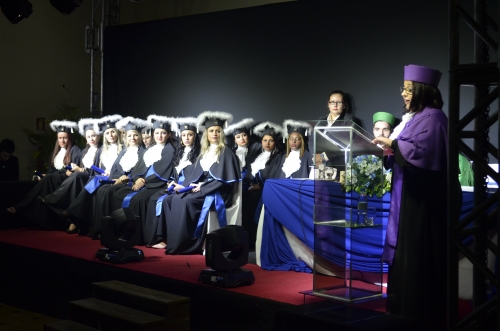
305, 120, 385, 305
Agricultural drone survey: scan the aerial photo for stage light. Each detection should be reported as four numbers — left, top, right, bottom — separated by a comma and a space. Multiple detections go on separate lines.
0, 0, 33, 24
95, 208, 144, 264
199, 225, 255, 287
50, 0, 82, 15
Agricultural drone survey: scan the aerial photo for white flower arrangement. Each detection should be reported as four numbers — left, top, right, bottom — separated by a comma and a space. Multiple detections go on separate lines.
343, 155, 391, 198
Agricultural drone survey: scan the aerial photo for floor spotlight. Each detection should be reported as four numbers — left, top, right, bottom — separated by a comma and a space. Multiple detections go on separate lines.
0, 0, 33, 24
50, 0, 82, 15
95, 208, 144, 264
199, 225, 255, 287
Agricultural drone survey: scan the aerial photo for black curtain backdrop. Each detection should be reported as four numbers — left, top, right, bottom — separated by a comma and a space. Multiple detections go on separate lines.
104, 0, 487, 139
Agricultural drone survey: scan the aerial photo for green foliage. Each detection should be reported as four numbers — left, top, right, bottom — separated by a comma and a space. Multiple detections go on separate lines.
21, 103, 86, 172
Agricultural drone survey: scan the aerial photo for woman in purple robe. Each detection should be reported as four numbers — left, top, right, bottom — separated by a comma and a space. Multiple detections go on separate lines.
372, 64, 450, 330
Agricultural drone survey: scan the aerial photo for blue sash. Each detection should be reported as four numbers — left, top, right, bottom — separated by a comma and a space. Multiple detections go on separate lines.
85, 175, 109, 194
122, 188, 144, 208
155, 185, 175, 216
91, 165, 106, 174
194, 191, 226, 238
145, 164, 170, 182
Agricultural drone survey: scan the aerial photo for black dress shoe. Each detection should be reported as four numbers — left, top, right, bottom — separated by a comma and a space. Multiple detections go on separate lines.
66, 227, 78, 234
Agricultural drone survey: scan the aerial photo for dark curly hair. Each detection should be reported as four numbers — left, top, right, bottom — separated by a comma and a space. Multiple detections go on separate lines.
172, 133, 201, 167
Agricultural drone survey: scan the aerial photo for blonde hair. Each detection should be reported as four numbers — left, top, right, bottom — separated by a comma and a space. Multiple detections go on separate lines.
100, 128, 124, 167
125, 129, 143, 147
199, 126, 226, 161
285, 132, 305, 158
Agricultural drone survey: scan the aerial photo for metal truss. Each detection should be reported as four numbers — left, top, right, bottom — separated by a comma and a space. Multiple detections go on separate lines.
85, 0, 120, 117
449, 0, 499, 330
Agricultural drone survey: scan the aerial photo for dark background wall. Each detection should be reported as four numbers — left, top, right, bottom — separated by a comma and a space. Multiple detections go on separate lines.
104, 0, 460, 129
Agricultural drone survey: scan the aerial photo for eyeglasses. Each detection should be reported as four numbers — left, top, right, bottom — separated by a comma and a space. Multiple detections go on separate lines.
400, 86, 414, 94
328, 101, 344, 105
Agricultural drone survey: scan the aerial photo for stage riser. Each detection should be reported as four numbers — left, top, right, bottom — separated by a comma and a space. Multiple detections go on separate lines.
92, 280, 190, 331
69, 297, 168, 331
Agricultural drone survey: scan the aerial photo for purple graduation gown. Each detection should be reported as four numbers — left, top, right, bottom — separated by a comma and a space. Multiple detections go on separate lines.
383, 107, 449, 330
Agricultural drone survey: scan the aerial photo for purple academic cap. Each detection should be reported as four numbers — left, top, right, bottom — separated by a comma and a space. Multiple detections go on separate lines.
404, 64, 442, 87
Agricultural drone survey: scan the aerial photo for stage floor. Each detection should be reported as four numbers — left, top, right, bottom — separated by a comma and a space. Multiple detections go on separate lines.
1, 228, 418, 331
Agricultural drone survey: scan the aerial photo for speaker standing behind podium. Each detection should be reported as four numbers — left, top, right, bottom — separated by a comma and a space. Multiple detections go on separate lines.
372, 64, 454, 330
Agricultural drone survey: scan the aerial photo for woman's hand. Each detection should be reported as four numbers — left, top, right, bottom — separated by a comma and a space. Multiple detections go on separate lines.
248, 183, 261, 191
113, 175, 129, 185
132, 178, 146, 191
191, 182, 202, 193
65, 170, 72, 177
372, 137, 394, 155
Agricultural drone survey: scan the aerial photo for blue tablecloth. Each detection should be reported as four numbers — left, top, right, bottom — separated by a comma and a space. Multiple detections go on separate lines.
259, 179, 476, 273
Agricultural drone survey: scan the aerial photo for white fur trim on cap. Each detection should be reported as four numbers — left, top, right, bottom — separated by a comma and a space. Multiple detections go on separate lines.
196, 111, 233, 128
78, 118, 97, 135
224, 118, 254, 135
49, 120, 78, 133
253, 121, 285, 137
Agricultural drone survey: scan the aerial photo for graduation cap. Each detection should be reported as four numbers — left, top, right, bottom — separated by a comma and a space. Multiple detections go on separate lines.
49, 120, 78, 134
372, 112, 395, 127
283, 119, 312, 138
172, 117, 198, 136
224, 118, 254, 136
147, 114, 174, 132
116, 116, 151, 133
404, 64, 442, 87
96, 114, 123, 134
253, 121, 285, 140
78, 118, 98, 135
196, 111, 233, 131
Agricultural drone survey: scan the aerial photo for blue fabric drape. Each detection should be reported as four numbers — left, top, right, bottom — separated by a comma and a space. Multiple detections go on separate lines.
260, 179, 476, 273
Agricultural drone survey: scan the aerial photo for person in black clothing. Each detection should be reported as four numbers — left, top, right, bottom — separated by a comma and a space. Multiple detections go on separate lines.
241, 121, 285, 248
6, 120, 81, 229
0, 139, 19, 181
144, 117, 201, 248
224, 118, 261, 191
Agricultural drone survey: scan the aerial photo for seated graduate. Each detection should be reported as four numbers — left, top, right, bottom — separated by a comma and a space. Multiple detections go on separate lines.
6, 120, 81, 229
241, 121, 285, 248
144, 117, 201, 248
141, 127, 153, 148
224, 118, 261, 191
107, 115, 177, 241
0, 139, 19, 181
42, 117, 103, 232
160, 111, 241, 255
62, 116, 148, 235
278, 119, 314, 179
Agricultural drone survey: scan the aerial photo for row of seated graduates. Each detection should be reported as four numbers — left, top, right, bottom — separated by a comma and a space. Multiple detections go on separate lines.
9, 113, 317, 254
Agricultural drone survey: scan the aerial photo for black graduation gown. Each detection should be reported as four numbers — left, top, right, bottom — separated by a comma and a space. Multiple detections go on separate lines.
386, 142, 449, 330
143, 162, 197, 247
110, 143, 175, 243
239, 142, 262, 188
277, 150, 314, 179
85, 146, 147, 238
64, 145, 137, 231
13, 145, 81, 229
242, 149, 282, 248
162, 147, 241, 255
43, 145, 101, 210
